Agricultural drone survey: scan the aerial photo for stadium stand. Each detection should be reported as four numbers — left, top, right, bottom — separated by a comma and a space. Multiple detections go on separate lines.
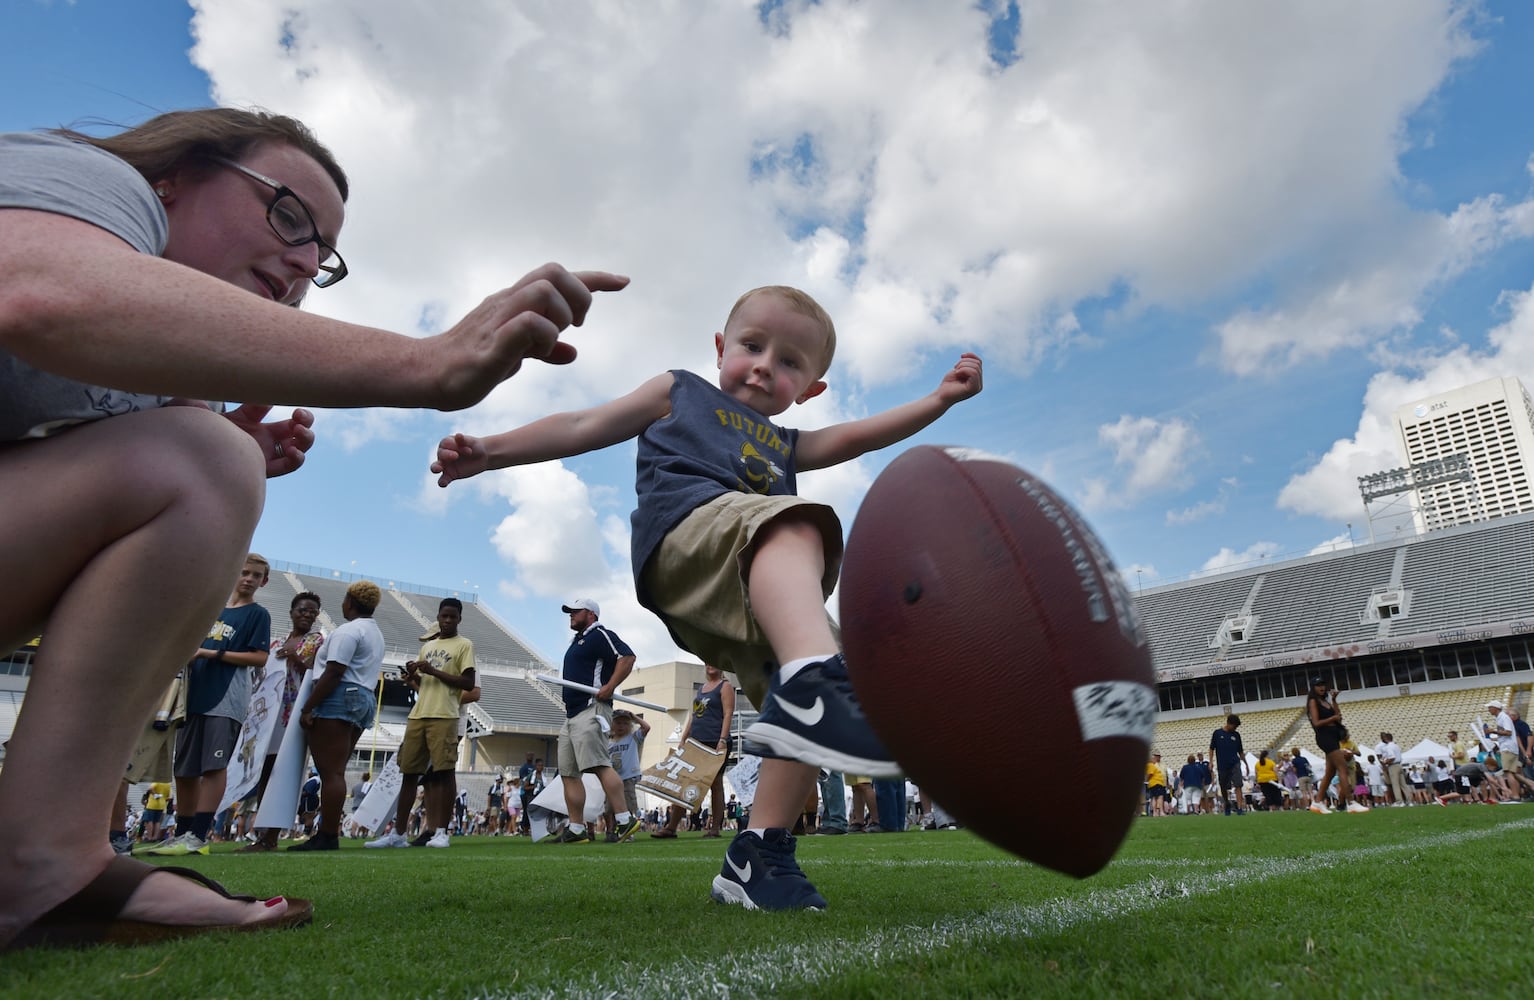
1141, 511, 1534, 764
472, 673, 565, 735
1395, 518, 1534, 635
1134, 573, 1256, 667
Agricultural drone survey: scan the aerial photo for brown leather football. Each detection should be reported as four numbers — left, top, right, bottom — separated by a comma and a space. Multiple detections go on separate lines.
841, 445, 1156, 877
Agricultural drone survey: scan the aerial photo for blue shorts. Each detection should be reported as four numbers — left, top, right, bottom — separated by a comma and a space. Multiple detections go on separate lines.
313, 683, 375, 730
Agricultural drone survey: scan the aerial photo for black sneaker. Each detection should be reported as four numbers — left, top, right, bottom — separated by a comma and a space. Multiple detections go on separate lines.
710, 829, 827, 911
288, 831, 340, 852
741, 654, 898, 777
109, 833, 134, 855
410, 830, 432, 847
554, 826, 594, 844
613, 815, 643, 843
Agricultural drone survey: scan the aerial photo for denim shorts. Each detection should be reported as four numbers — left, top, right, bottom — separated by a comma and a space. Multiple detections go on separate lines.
313, 683, 376, 730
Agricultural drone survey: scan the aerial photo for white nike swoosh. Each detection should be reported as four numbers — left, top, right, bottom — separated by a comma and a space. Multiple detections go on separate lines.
726, 855, 753, 881
778, 697, 825, 727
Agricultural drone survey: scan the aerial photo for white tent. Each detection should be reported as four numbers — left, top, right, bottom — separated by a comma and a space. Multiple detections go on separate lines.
1402, 738, 1453, 763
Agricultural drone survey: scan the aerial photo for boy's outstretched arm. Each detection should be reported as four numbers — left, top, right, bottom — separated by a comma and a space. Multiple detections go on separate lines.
796, 352, 983, 471
432, 372, 675, 486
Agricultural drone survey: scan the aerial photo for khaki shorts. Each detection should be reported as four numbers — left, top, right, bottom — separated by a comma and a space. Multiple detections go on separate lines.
642, 492, 842, 706
559, 701, 615, 775
398, 716, 460, 775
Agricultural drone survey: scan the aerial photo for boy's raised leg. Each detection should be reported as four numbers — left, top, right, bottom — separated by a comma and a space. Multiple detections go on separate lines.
740, 517, 898, 776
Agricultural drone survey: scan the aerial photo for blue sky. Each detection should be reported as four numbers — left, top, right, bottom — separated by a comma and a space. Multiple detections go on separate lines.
5, 1, 1534, 666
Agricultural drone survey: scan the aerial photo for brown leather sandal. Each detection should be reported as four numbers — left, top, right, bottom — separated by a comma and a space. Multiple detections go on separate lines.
4, 856, 312, 951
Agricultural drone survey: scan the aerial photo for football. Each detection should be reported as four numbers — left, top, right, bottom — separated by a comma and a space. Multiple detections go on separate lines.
840, 445, 1156, 877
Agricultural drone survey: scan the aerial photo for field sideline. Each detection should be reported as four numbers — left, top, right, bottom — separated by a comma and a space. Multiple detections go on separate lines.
3, 807, 1530, 998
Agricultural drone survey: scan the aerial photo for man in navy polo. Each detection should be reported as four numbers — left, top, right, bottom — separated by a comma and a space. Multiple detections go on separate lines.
1209, 714, 1248, 816
554, 598, 642, 844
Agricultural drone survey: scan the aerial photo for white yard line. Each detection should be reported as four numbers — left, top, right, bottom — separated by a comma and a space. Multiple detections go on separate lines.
486, 817, 1534, 1000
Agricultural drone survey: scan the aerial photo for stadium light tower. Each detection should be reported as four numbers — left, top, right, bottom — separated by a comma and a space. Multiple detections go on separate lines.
1356, 454, 1477, 544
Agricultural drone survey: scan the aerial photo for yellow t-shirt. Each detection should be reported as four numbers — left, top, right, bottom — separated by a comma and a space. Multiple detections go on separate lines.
408, 634, 475, 719
1145, 762, 1167, 788
147, 782, 171, 811
1255, 759, 1278, 783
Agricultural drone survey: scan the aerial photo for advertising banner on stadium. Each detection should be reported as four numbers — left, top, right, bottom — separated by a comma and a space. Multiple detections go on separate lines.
637, 738, 725, 810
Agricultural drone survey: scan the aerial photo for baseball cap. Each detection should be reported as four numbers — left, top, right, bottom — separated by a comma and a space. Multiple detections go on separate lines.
561, 598, 599, 616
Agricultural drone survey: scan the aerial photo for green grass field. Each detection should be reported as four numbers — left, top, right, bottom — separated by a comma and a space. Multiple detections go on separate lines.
3, 806, 1530, 999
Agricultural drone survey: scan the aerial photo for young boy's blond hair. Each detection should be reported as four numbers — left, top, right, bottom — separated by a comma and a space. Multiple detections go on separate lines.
723, 286, 837, 378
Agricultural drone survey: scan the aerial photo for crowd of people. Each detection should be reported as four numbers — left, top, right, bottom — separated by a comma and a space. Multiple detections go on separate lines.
1144, 694, 1534, 817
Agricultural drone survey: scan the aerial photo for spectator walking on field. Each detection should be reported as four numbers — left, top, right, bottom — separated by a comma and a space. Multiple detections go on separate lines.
290, 580, 384, 852
1209, 715, 1248, 816
653, 664, 734, 839
368, 598, 476, 850
815, 771, 848, 834
1306, 678, 1367, 814
1482, 700, 1533, 800
1144, 753, 1169, 816
1290, 748, 1313, 807
1254, 751, 1283, 811
1511, 709, 1534, 794
1178, 755, 1203, 816
551, 599, 642, 845
517, 753, 538, 835
239, 590, 325, 852
153, 554, 273, 856
1374, 732, 1408, 807
604, 710, 650, 841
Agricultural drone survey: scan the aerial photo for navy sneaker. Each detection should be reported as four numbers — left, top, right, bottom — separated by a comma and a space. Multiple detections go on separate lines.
741, 654, 899, 777
710, 829, 827, 911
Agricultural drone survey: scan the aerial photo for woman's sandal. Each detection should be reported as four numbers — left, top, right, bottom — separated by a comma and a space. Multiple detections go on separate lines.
4, 856, 312, 952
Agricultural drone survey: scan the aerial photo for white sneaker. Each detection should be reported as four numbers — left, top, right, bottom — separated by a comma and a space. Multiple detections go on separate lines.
426, 830, 450, 849
1345, 802, 1370, 813
1308, 802, 1332, 815
147, 832, 209, 856
366, 831, 410, 849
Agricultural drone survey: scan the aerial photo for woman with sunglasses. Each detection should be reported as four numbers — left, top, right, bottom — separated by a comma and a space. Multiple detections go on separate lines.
0, 107, 626, 951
